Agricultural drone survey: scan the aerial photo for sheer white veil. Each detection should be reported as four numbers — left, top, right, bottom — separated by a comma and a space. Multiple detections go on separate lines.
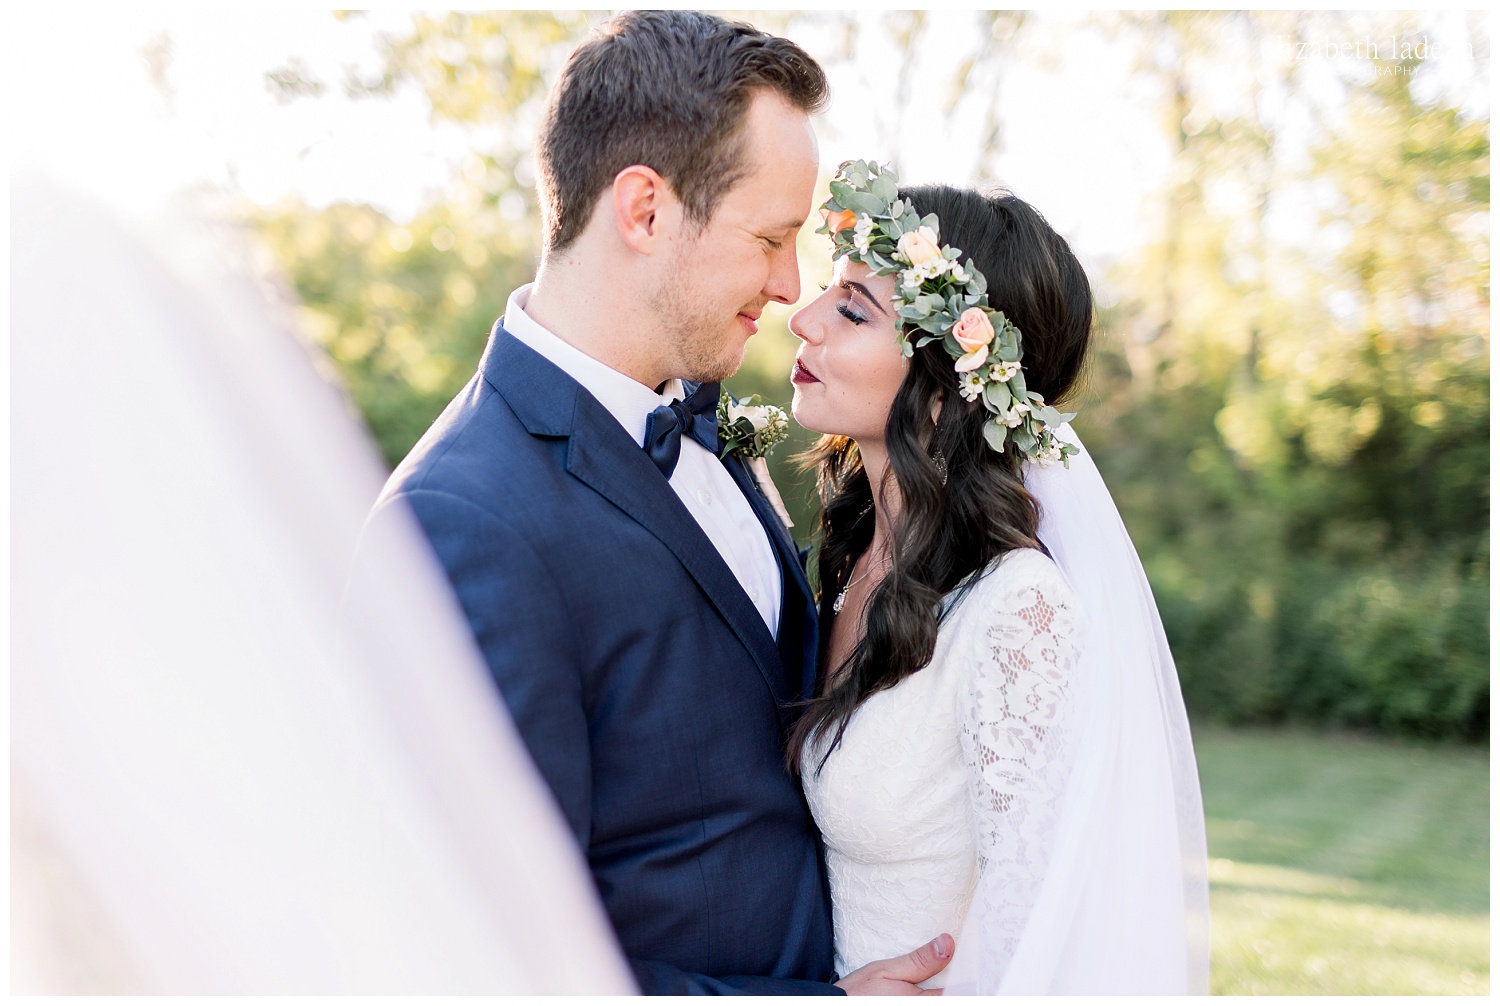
942, 424, 1211, 995
10, 177, 636, 994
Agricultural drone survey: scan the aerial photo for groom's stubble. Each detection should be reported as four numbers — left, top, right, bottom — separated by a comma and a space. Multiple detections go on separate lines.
648, 227, 757, 385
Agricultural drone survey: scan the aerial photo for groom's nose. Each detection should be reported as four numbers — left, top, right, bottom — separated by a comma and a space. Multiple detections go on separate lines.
763, 241, 801, 305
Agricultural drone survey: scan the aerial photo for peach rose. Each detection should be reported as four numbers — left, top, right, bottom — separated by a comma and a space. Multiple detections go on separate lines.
824, 207, 858, 235
952, 307, 995, 373
897, 225, 944, 269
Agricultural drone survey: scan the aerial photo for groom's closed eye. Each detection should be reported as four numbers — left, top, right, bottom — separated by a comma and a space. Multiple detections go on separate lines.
761, 217, 809, 250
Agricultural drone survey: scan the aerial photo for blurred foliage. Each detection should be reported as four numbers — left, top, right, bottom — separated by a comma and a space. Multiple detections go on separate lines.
256, 11, 1488, 739
1083, 11, 1489, 738
254, 199, 536, 462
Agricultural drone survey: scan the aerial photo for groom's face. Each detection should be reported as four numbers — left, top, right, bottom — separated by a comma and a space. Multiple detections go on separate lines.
651, 90, 819, 383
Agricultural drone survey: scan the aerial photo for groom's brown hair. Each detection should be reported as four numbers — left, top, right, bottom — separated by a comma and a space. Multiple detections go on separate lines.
537, 10, 828, 253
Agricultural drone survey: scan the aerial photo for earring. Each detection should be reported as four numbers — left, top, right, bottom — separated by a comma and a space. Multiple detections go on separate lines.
930, 402, 948, 487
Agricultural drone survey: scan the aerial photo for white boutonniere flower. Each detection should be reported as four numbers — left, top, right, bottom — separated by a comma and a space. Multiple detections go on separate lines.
717, 390, 794, 528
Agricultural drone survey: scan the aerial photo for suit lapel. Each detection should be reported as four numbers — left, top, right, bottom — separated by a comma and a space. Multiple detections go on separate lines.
484, 323, 789, 711
720, 451, 820, 706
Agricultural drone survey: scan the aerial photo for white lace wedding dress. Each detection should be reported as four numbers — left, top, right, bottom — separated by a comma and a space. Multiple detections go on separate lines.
801, 428, 1210, 995
802, 548, 1080, 989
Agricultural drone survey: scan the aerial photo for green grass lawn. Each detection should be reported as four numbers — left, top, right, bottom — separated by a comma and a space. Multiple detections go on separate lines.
1195, 727, 1489, 994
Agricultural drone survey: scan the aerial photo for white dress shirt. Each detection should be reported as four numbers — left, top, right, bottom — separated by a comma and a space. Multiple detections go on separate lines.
502, 284, 782, 636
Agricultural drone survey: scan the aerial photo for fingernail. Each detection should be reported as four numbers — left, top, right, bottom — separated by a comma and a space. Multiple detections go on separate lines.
934, 937, 951, 959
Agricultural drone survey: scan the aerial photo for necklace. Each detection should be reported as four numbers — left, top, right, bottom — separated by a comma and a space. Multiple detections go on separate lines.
832, 553, 889, 615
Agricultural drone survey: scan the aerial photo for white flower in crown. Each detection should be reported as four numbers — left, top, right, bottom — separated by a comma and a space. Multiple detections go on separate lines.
900, 268, 922, 293
950, 260, 970, 283
1000, 402, 1031, 428
989, 360, 1021, 382
853, 215, 875, 255
959, 370, 987, 402
1035, 440, 1064, 467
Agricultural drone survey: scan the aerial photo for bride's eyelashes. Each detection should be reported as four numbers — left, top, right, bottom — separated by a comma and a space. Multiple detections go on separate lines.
836, 302, 868, 325
835, 282, 870, 325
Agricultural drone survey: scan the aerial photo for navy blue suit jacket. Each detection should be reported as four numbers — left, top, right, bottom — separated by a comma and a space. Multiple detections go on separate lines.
369, 322, 839, 995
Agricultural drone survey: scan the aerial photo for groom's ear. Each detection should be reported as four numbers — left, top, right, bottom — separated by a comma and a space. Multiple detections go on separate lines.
612, 165, 680, 255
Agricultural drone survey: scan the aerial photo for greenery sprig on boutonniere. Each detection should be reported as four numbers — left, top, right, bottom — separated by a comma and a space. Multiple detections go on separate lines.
718, 389, 795, 528
717, 390, 790, 461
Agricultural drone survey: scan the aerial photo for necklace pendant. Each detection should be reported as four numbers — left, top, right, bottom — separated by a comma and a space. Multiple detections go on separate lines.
832, 588, 848, 614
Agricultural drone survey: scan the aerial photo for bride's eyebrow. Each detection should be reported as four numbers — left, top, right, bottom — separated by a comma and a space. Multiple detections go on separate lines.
840, 280, 890, 316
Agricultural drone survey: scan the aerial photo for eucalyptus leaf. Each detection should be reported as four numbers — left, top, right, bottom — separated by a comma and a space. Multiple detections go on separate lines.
984, 383, 1012, 411
1012, 427, 1038, 452
870, 172, 898, 204
983, 421, 1010, 453
847, 190, 887, 217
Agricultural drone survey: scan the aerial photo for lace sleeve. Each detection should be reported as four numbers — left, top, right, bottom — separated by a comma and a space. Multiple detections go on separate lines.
955, 553, 1082, 989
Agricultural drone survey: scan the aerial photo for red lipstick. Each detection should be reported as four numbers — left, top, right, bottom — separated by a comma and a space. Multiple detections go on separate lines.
791, 358, 820, 384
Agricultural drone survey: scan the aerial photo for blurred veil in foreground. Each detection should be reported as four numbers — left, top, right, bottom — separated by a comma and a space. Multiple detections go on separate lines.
10, 29, 634, 994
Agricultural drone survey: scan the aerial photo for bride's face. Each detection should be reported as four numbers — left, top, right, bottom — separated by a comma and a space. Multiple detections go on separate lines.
788, 258, 907, 442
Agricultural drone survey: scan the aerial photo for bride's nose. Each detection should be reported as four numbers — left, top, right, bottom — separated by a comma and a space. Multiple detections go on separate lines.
789, 302, 820, 345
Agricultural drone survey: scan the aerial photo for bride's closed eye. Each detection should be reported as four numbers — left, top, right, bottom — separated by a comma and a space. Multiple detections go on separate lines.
835, 282, 870, 326
816, 281, 870, 325
836, 302, 868, 325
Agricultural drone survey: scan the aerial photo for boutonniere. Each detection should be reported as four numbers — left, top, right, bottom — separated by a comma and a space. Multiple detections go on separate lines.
718, 390, 795, 529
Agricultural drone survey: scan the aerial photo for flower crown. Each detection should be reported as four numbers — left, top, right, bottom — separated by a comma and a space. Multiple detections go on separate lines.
815, 159, 1078, 467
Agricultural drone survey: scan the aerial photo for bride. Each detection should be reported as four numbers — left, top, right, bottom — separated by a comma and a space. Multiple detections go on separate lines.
787, 162, 1210, 995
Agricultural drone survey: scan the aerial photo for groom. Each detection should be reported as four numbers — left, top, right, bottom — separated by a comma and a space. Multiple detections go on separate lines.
367, 11, 950, 995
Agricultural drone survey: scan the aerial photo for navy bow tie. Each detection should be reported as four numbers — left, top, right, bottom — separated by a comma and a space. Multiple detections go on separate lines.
643, 381, 720, 479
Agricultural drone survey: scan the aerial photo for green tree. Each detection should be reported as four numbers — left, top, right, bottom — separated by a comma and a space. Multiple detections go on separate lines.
1083, 11, 1488, 737
254, 11, 1488, 737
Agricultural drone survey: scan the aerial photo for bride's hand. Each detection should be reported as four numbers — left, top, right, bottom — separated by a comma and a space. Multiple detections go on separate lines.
835, 934, 953, 996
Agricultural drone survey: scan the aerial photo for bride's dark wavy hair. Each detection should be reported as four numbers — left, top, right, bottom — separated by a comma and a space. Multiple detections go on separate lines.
788, 185, 1095, 776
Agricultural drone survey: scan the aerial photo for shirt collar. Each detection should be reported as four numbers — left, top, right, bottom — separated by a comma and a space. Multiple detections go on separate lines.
502, 283, 685, 447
